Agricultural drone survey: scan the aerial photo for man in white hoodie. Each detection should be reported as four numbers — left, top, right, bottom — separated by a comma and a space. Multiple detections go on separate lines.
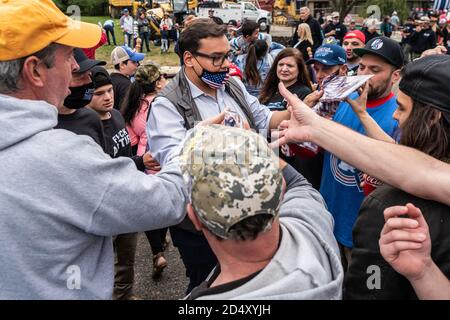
180, 125, 343, 300
0, 0, 187, 299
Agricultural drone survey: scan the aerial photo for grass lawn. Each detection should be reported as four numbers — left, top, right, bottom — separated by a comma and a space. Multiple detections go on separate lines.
81, 16, 180, 69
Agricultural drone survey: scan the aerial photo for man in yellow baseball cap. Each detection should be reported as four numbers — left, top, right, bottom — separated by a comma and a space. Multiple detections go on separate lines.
0, 0, 102, 108
0, 0, 101, 61
0, 0, 189, 300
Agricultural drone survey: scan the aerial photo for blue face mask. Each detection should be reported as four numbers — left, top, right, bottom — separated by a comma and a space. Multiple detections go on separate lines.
200, 69, 230, 89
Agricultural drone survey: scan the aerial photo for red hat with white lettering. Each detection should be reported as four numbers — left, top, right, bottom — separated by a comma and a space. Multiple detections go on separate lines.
343, 30, 366, 44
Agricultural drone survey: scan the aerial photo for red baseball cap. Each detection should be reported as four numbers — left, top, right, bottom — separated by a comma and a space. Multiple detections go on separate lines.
343, 30, 366, 44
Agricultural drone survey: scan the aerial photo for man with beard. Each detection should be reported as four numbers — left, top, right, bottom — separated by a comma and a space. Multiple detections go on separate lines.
55, 49, 107, 150
342, 30, 366, 76
319, 36, 404, 271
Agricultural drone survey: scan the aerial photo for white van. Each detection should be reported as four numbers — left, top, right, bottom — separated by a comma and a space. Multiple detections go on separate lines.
196, 1, 272, 26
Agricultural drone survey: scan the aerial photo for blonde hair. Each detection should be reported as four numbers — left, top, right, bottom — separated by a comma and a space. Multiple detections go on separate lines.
297, 23, 313, 45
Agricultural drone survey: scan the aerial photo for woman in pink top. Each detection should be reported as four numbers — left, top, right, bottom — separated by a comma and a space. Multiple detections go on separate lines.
121, 62, 169, 277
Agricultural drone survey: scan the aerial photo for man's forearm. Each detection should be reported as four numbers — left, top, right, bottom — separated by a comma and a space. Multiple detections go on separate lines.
269, 110, 290, 130
309, 117, 450, 205
409, 262, 450, 300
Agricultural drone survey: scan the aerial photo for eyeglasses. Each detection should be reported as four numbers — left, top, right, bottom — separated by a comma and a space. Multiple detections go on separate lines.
193, 51, 234, 66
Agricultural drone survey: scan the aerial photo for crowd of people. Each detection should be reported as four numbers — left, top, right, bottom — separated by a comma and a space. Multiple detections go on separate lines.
117, 7, 178, 54
0, 0, 449, 301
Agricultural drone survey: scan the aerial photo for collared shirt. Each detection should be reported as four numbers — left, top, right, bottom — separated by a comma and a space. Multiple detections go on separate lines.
147, 71, 273, 165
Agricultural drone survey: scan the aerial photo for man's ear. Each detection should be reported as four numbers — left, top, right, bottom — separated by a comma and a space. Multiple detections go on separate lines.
391, 69, 401, 84
21, 56, 46, 89
184, 52, 194, 68
187, 204, 203, 231
119, 61, 126, 71
339, 64, 348, 76
156, 79, 164, 90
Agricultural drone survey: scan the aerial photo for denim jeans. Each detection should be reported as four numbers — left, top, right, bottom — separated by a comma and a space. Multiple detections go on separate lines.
124, 32, 133, 47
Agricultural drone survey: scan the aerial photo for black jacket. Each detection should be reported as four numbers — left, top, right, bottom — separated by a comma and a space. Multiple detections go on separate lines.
323, 22, 347, 44
410, 28, 437, 54
293, 39, 313, 61
345, 185, 450, 300
110, 72, 131, 110
291, 16, 323, 52
363, 28, 381, 43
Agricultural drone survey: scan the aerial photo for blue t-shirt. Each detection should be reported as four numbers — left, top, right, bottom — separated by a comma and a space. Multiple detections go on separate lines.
319, 92, 399, 248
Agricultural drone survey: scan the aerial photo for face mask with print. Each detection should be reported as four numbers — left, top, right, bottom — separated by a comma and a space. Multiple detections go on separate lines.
200, 68, 230, 89
192, 54, 230, 89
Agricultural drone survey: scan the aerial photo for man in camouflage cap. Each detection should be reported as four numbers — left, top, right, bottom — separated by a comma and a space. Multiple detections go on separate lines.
180, 125, 284, 239
134, 62, 164, 86
180, 125, 344, 300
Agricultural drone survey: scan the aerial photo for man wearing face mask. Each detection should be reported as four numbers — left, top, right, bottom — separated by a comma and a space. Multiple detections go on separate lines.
323, 12, 347, 45
147, 19, 291, 293
55, 48, 107, 150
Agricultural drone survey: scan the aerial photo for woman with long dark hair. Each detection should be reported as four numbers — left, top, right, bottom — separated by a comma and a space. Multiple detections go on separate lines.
120, 63, 170, 278
259, 48, 312, 111
259, 48, 325, 189
345, 55, 450, 299
235, 39, 273, 97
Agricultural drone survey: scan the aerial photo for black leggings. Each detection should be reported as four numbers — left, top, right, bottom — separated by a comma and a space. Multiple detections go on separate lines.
144, 228, 168, 255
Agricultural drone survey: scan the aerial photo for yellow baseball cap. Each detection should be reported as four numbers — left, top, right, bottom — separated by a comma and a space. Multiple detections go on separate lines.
0, 0, 101, 61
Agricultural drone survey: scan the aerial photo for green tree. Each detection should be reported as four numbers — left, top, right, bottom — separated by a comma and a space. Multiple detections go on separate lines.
329, 0, 361, 23
364, 0, 409, 22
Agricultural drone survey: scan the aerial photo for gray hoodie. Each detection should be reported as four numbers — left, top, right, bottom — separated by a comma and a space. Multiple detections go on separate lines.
193, 166, 343, 299
0, 95, 188, 299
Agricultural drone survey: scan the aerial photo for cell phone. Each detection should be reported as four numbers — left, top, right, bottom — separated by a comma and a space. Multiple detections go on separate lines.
224, 109, 242, 128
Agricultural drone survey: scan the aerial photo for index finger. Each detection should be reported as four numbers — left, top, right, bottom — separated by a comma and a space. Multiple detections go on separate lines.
383, 205, 409, 221
361, 81, 370, 98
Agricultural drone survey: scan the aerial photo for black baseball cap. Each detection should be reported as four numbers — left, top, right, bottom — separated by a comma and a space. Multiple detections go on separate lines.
90, 66, 112, 89
353, 36, 404, 69
399, 54, 450, 115
74, 48, 106, 73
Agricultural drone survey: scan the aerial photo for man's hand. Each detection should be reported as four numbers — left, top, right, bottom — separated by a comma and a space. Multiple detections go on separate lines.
143, 152, 161, 171
197, 111, 226, 126
269, 82, 319, 148
303, 89, 324, 107
346, 82, 369, 116
379, 203, 432, 281
420, 45, 448, 58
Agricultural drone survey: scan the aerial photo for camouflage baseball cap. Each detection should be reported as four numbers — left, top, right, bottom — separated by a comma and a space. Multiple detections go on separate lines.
134, 62, 162, 85
179, 125, 284, 239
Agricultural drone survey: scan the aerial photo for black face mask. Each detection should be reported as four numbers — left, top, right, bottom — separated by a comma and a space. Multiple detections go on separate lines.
64, 82, 95, 109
